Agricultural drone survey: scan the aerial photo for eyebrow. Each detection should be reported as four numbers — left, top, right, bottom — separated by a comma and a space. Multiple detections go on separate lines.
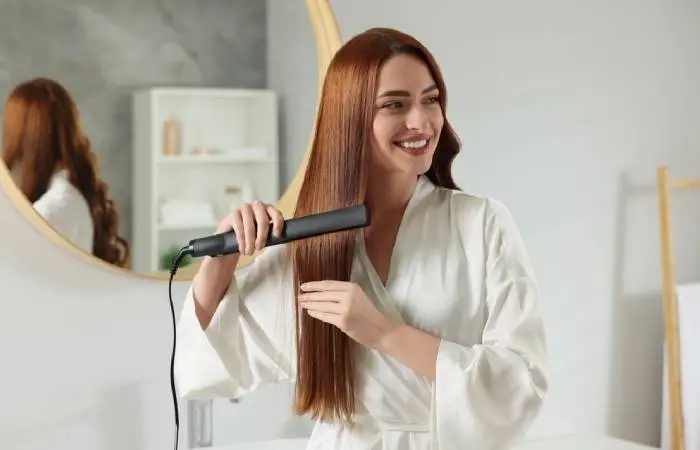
378, 84, 438, 98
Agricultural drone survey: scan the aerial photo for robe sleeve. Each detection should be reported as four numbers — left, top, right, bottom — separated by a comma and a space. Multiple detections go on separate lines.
174, 244, 297, 400
34, 193, 66, 227
431, 198, 549, 449
34, 190, 79, 243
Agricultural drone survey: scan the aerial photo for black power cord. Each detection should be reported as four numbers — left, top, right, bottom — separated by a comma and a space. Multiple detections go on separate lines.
163, 206, 369, 449
169, 246, 191, 450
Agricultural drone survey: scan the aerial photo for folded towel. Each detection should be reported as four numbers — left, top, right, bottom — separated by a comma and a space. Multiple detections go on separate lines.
160, 199, 217, 226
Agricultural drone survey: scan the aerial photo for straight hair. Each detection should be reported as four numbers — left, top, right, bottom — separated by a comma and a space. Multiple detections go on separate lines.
290, 27, 461, 423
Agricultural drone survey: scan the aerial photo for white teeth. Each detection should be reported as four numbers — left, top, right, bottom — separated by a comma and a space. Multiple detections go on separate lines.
398, 139, 427, 149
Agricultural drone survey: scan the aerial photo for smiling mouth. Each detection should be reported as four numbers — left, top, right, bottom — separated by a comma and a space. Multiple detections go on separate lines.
393, 138, 430, 154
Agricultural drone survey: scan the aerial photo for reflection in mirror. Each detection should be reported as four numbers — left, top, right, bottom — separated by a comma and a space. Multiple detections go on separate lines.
0, 0, 316, 274
2, 78, 130, 268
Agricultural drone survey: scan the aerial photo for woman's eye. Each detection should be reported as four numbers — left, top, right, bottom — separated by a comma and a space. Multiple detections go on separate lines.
382, 101, 402, 109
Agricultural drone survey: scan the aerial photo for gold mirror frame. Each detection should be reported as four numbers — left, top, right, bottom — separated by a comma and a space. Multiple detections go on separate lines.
0, 0, 342, 281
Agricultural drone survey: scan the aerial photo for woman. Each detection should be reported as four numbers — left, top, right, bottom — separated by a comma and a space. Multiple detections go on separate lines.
175, 28, 548, 449
2, 77, 129, 268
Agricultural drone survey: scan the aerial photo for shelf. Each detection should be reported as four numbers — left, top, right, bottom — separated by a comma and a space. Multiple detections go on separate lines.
158, 155, 277, 164
131, 86, 279, 273
157, 222, 220, 231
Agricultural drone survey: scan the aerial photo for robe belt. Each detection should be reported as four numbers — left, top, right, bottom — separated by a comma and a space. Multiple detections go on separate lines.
353, 410, 431, 433
377, 421, 431, 432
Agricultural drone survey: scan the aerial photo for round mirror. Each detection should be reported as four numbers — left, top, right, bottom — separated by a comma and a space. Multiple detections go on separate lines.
0, 0, 341, 280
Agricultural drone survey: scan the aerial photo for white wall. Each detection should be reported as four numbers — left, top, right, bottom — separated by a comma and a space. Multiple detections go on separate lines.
1, 1, 699, 449
0, 188, 182, 449
0, 169, 313, 450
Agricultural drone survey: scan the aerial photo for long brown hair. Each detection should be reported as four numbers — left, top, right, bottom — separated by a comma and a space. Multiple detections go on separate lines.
291, 28, 461, 423
2, 77, 129, 267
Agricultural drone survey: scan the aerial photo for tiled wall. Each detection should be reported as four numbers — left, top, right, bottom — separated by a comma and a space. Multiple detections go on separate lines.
0, 0, 267, 240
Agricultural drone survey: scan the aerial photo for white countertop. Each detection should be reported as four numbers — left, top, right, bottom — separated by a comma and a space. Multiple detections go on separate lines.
514, 435, 660, 450
194, 439, 306, 450
195, 434, 660, 450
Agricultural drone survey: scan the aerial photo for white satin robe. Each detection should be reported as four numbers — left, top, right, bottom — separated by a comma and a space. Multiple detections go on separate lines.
174, 175, 548, 450
33, 170, 94, 254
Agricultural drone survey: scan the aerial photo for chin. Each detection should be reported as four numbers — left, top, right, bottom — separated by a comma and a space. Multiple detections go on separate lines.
392, 162, 431, 179
416, 166, 433, 177
376, 146, 436, 176
413, 154, 435, 174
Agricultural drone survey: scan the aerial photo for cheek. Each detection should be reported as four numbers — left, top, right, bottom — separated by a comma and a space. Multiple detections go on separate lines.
432, 110, 445, 134
372, 116, 396, 148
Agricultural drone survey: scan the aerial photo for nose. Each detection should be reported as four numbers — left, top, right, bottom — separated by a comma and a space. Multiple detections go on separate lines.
405, 104, 430, 131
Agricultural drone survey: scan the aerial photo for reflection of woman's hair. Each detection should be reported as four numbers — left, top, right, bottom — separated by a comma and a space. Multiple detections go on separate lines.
2, 77, 129, 267
290, 28, 460, 423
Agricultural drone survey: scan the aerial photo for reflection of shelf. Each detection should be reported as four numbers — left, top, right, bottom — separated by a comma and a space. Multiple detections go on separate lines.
158, 156, 277, 164
131, 87, 279, 273
157, 222, 219, 231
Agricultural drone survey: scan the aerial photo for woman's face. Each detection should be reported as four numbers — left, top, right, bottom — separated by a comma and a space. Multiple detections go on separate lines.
371, 53, 444, 177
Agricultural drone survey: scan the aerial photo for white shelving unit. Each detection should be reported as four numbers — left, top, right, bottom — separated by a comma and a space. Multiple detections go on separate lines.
131, 87, 279, 273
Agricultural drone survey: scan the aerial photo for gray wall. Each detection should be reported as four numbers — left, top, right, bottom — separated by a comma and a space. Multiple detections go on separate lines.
0, 0, 267, 240
266, 0, 318, 187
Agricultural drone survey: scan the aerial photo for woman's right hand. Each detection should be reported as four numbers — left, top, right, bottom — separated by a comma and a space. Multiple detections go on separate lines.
192, 201, 285, 327
215, 200, 285, 257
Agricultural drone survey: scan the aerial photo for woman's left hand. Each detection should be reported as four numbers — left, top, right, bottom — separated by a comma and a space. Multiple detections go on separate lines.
299, 281, 396, 349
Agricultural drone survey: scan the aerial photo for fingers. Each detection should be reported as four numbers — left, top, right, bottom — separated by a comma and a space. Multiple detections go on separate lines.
217, 201, 284, 255
240, 203, 256, 255
298, 290, 344, 303
267, 205, 284, 237
300, 280, 352, 292
230, 209, 244, 252
251, 201, 270, 251
298, 291, 346, 317
300, 298, 343, 314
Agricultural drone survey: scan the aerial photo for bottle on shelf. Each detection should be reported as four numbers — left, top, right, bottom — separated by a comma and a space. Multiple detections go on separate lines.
162, 118, 181, 156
